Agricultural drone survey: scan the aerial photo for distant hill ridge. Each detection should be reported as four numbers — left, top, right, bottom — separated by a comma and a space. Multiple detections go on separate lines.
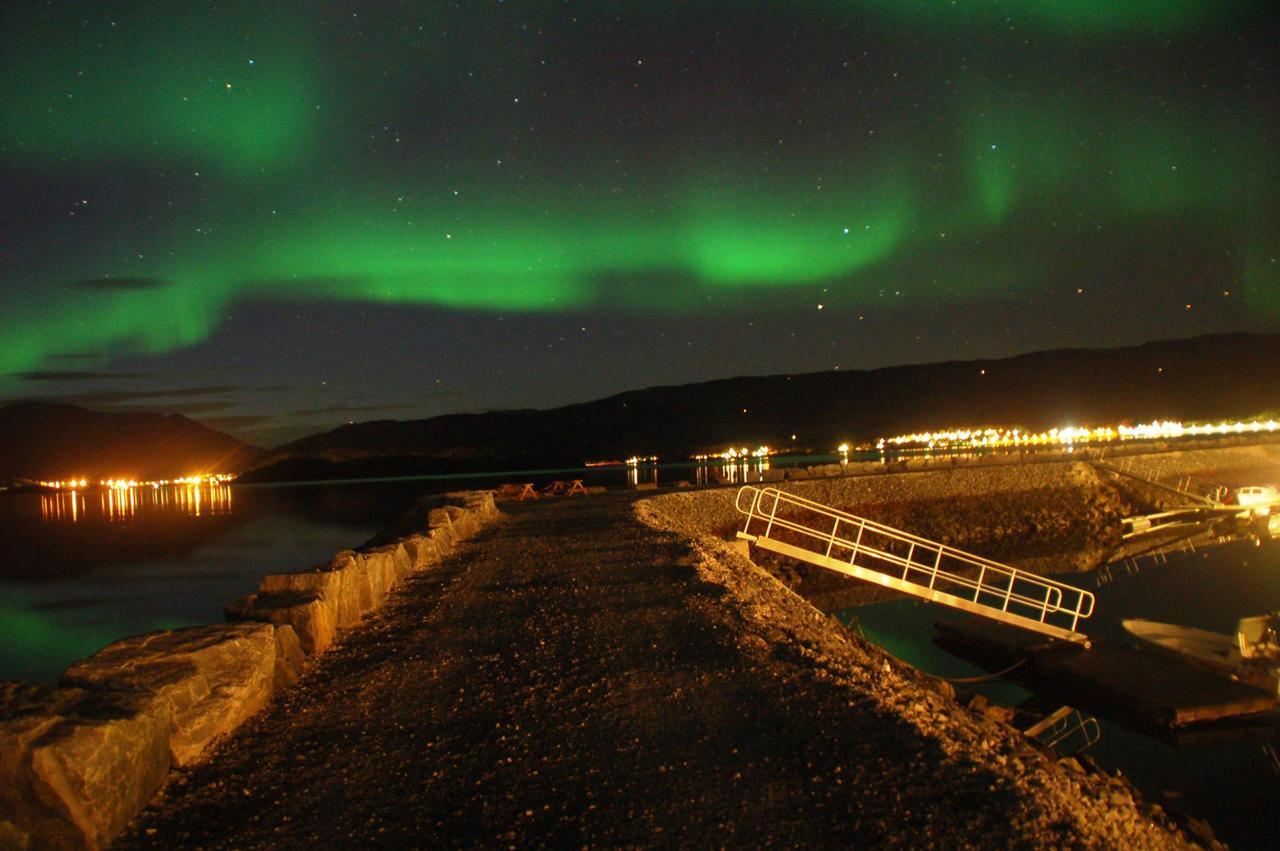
245, 332, 1280, 481
0, 402, 262, 481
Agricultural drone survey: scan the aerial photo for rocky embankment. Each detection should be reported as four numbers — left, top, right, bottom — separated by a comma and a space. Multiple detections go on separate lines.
0, 492, 499, 851
634, 494, 1201, 849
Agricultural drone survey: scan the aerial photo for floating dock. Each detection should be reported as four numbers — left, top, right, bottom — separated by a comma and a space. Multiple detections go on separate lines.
935, 619, 1278, 730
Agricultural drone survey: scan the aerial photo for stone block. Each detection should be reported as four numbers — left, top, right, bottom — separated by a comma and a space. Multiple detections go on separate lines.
258, 564, 343, 599
0, 682, 170, 851
348, 552, 386, 617
225, 591, 336, 659
399, 534, 438, 570
371, 541, 415, 583
446, 490, 497, 519
272, 626, 305, 691
325, 551, 367, 629
426, 508, 458, 546
445, 506, 482, 540
60, 623, 277, 768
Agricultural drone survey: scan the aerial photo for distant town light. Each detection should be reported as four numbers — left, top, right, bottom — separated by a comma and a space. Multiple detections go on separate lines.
870, 418, 1279, 452
39, 473, 235, 491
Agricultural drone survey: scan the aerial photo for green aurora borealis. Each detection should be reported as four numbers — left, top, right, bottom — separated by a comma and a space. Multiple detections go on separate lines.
2, 2, 1278, 437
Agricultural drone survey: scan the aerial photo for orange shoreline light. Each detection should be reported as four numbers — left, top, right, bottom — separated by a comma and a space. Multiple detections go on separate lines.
865, 417, 1280, 453
38, 473, 236, 491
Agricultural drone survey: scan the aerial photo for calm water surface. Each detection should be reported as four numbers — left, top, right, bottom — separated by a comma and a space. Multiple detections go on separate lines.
0, 479, 455, 683
840, 538, 1280, 850
0, 459, 783, 683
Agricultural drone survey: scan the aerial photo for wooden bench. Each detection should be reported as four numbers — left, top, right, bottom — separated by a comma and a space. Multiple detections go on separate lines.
496, 483, 539, 500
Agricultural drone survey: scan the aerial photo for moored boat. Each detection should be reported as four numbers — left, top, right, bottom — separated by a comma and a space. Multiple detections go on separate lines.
1122, 614, 1280, 695
1233, 485, 1278, 517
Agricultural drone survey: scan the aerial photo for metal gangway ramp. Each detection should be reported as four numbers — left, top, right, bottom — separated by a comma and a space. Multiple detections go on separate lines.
735, 486, 1094, 644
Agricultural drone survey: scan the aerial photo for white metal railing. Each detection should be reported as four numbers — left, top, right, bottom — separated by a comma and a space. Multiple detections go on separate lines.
1092, 460, 1214, 506
735, 486, 1094, 641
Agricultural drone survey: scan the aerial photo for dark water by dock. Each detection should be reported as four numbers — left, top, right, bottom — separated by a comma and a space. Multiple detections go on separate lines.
840, 537, 1280, 850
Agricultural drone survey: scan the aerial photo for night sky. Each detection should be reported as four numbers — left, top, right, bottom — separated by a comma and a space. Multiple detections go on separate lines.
3, 2, 1278, 447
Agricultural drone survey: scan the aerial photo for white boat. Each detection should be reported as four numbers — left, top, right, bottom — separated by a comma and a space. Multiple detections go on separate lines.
1233, 485, 1278, 516
1122, 614, 1280, 695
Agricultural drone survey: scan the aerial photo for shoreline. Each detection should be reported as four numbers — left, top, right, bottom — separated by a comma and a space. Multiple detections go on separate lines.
0, 492, 500, 850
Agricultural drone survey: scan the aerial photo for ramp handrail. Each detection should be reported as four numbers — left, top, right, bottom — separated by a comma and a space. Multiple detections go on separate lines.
1091, 460, 1214, 506
736, 486, 1094, 638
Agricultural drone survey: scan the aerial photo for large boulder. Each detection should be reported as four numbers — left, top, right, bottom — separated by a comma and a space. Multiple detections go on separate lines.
444, 505, 482, 539
426, 508, 458, 547
368, 541, 414, 584
325, 551, 368, 629
445, 490, 497, 519
271, 625, 305, 691
350, 550, 396, 614
400, 534, 440, 569
0, 682, 170, 851
60, 623, 278, 768
260, 551, 365, 630
226, 591, 337, 658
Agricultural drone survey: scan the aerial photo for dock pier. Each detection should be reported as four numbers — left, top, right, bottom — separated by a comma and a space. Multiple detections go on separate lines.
935, 619, 1278, 731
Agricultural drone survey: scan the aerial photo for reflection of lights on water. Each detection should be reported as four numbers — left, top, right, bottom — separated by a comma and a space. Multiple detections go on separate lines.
39, 483, 233, 523
693, 456, 771, 486
39, 491, 87, 522
627, 465, 656, 487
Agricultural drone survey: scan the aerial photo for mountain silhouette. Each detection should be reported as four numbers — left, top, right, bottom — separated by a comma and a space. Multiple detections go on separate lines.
243, 332, 1280, 482
0, 402, 262, 481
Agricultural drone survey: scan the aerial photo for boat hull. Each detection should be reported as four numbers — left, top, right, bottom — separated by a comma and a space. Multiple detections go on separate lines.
1122, 618, 1279, 695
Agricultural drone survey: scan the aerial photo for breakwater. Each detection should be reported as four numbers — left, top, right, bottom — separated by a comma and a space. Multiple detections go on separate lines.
0, 491, 498, 850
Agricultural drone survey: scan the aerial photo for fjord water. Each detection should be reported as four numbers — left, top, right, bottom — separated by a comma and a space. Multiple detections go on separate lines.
841, 537, 1280, 850
0, 478, 472, 683
0, 458, 784, 685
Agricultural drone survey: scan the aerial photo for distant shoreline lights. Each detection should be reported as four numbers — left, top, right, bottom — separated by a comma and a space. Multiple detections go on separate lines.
691, 446, 773, 463
37, 473, 236, 491
868, 418, 1280, 453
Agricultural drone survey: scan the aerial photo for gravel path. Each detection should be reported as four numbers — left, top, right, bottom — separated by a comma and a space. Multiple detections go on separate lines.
117, 491, 1192, 849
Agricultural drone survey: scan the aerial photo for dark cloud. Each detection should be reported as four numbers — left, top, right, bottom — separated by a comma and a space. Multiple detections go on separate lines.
66, 385, 244, 403
1, 385, 243, 409
289, 403, 417, 416
87, 400, 242, 415
47, 352, 102, 362
67, 276, 171, 292
0, 394, 244, 416
12, 370, 151, 382
194, 414, 274, 430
